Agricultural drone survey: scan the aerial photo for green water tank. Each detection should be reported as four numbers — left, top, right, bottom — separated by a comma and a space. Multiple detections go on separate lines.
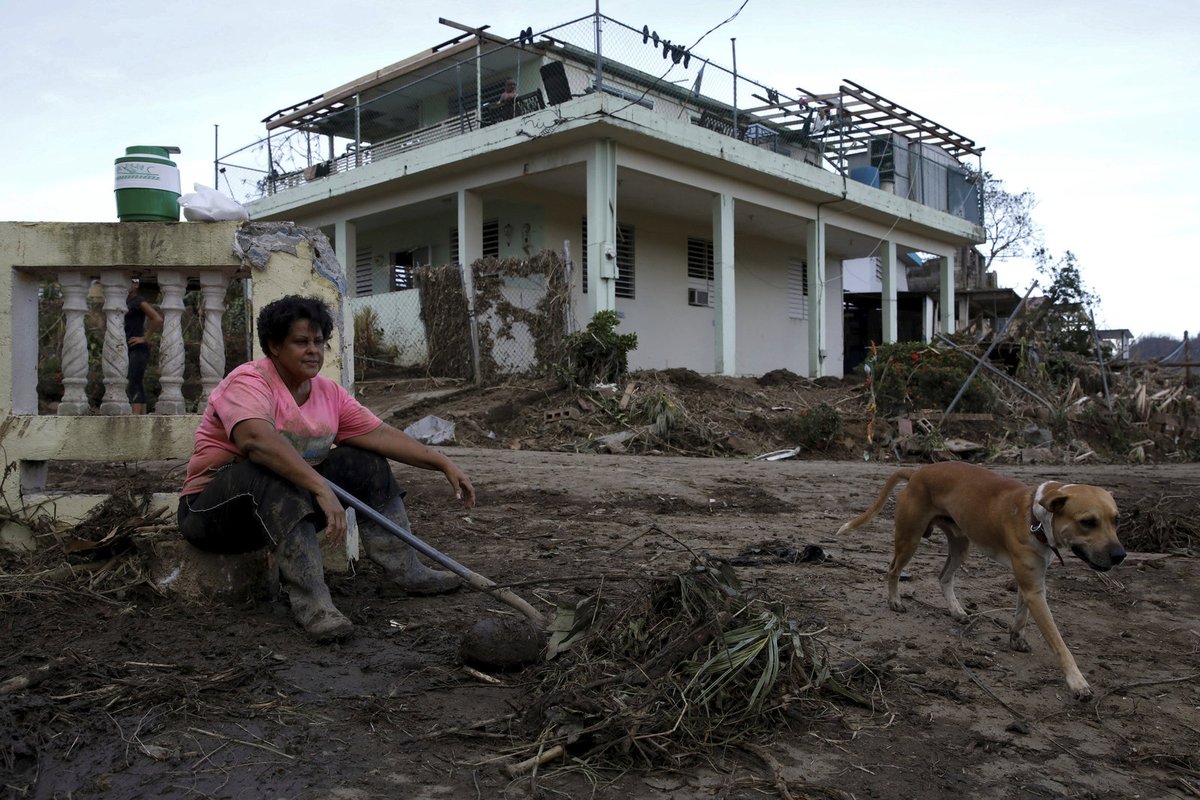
114, 146, 181, 222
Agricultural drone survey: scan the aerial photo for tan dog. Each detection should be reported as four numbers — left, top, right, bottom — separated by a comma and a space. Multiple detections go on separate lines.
838, 462, 1125, 699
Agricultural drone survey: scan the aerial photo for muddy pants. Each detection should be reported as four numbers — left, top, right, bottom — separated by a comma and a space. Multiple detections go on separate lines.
178, 446, 403, 554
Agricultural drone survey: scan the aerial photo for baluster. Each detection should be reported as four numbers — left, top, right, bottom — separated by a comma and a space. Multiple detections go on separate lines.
56, 272, 91, 415
197, 271, 228, 411
155, 270, 187, 414
98, 271, 131, 416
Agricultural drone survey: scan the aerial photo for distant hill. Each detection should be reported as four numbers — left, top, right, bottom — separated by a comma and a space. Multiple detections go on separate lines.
1130, 334, 1194, 361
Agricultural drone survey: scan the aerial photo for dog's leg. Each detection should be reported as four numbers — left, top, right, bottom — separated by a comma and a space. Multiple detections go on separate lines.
1017, 584, 1091, 699
938, 527, 971, 622
886, 507, 928, 613
1009, 589, 1032, 652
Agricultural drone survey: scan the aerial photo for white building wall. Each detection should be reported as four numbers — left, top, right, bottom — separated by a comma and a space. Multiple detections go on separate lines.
842, 256, 912, 293
540, 200, 835, 376
339, 191, 851, 378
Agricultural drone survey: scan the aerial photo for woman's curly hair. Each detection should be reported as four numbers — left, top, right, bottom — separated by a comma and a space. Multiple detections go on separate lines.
257, 295, 334, 352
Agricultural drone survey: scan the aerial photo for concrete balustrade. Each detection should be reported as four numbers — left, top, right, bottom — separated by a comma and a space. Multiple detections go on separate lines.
53, 266, 238, 418
0, 220, 349, 527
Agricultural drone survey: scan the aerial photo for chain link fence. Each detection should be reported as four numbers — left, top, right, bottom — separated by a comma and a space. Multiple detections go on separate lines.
353, 250, 574, 383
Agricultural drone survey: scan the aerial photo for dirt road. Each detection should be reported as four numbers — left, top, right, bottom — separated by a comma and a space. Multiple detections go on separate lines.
4, 451, 1199, 799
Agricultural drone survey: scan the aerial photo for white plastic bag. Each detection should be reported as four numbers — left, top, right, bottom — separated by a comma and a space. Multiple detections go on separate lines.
403, 415, 456, 445
177, 183, 249, 222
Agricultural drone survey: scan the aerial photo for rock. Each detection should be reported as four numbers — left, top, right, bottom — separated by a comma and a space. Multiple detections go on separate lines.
149, 539, 273, 604
1023, 423, 1054, 447
0, 520, 37, 553
1020, 447, 1056, 464
460, 617, 546, 668
720, 434, 757, 455
149, 535, 353, 605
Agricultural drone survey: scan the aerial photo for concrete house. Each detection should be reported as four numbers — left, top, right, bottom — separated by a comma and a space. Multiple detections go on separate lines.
233, 13, 987, 378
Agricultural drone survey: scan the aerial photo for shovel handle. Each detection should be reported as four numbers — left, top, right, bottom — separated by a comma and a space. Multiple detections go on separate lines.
325, 479, 546, 626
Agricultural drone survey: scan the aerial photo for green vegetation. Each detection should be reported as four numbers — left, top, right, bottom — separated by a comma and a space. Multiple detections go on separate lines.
782, 402, 843, 450
559, 310, 638, 388
866, 340, 997, 415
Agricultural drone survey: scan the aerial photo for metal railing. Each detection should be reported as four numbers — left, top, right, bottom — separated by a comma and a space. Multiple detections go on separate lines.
217, 12, 982, 224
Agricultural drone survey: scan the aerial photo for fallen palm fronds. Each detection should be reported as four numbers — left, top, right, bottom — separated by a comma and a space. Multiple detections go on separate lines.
514, 560, 889, 772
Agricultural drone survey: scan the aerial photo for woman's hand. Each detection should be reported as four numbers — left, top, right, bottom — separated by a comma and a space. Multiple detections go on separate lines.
232, 418, 348, 544
444, 464, 476, 509
342, 424, 477, 509
314, 486, 347, 546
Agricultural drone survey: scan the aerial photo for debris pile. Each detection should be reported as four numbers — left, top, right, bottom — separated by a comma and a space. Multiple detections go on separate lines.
512, 561, 885, 773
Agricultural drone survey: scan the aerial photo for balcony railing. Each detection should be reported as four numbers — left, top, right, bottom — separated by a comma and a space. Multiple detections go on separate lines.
217, 13, 982, 223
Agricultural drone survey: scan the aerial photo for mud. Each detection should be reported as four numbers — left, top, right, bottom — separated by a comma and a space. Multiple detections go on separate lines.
4, 452, 1199, 799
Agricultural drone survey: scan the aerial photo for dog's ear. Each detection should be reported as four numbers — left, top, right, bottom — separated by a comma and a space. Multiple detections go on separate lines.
1045, 495, 1069, 514
1040, 485, 1070, 515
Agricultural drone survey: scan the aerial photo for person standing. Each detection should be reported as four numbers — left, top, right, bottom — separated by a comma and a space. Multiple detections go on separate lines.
126, 277, 163, 414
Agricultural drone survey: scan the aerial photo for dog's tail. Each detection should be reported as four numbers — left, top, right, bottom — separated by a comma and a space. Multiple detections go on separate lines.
836, 468, 916, 535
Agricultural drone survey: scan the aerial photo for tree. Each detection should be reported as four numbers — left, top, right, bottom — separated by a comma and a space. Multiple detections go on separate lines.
1024, 248, 1097, 356
979, 171, 1041, 270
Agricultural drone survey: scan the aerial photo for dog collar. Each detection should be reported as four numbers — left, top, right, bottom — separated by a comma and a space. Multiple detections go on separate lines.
1031, 483, 1065, 566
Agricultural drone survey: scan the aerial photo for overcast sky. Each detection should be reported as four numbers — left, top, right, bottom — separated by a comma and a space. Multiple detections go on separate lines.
2, 0, 1196, 338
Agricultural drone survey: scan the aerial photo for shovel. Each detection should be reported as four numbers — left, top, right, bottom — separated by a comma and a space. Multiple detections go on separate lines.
324, 478, 546, 627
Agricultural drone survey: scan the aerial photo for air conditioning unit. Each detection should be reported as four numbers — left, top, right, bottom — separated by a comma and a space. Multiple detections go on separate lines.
688, 288, 710, 306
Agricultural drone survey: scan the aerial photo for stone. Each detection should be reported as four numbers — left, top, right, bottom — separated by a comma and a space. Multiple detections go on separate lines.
150, 535, 354, 605
0, 520, 37, 553
460, 616, 546, 668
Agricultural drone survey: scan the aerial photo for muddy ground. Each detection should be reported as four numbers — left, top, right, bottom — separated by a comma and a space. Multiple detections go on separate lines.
3, 372, 1199, 799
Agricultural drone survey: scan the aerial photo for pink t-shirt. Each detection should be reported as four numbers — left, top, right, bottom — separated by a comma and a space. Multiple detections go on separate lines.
182, 357, 382, 495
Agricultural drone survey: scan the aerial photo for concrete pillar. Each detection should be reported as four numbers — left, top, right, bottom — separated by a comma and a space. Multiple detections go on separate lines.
155, 270, 188, 414
713, 193, 736, 376
198, 271, 228, 412
56, 272, 90, 415
940, 250, 955, 335
806, 219, 827, 378
586, 139, 618, 316
98, 270, 131, 416
880, 240, 898, 344
457, 189, 483, 383
333, 219, 357, 387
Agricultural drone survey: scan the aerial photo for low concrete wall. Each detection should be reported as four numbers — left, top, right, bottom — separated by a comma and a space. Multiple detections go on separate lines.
0, 220, 350, 529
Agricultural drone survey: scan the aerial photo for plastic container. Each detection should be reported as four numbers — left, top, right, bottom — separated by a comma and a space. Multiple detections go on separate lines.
849, 166, 881, 188
114, 146, 181, 221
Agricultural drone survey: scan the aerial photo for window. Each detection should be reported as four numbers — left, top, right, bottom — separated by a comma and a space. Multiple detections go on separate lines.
687, 237, 714, 307
483, 219, 499, 258
580, 219, 636, 298
393, 260, 417, 291
391, 254, 414, 291
787, 259, 809, 320
448, 220, 499, 263
354, 247, 374, 297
